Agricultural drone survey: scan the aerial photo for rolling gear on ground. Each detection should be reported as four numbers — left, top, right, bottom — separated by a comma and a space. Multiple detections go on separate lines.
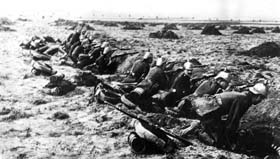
129, 119, 176, 154
31, 61, 57, 76
93, 82, 122, 104
43, 74, 76, 96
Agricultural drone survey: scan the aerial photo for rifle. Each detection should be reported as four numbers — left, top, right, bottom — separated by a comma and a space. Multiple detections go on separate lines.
104, 101, 193, 146
191, 73, 216, 85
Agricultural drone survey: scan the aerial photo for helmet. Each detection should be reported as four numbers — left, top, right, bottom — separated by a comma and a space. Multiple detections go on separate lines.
143, 52, 153, 60
249, 83, 268, 97
92, 39, 101, 47
215, 71, 230, 82
183, 62, 193, 70
88, 35, 94, 41
101, 41, 109, 48
79, 34, 86, 41
81, 38, 89, 45
31, 39, 42, 48
156, 58, 164, 66
103, 46, 111, 54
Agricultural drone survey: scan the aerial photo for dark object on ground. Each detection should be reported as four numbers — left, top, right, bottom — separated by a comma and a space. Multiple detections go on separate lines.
31, 51, 51, 61
272, 27, 280, 33
189, 58, 202, 66
239, 42, 280, 57
32, 99, 48, 105
201, 25, 222, 35
67, 23, 95, 31
53, 18, 78, 27
265, 27, 274, 30
72, 71, 100, 86
236, 124, 280, 157
0, 25, 16, 32
187, 24, 203, 30
162, 23, 178, 30
53, 112, 69, 120
0, 108, 11, 115
122, 22, 144, 30
17, 18, 31, 22
230, 25, 240, 30
251, 27, 265, 34
93, 82, 122, 104
233, 27, 252, 34
31, 61, 57, 76
43, 35, 56, 43
0, 17, 14, 25
104, 22, 119, 27
123, 25, 143, 30
128, 132, 147, 154
20, 41, 30, 49
149, 23, 160, 27
149, 30, 179, 39
44, 76, 76, 96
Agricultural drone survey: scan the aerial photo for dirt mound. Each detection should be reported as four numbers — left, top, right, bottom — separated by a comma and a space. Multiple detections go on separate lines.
66, 23, 95, 31
238, 90, 280, 156
104, 22, 119, 27
240, 42, 280, 57
53, 18, 78, 26
149, 30, 179, 39
162, 23, 178, 30
187, 24, 204, 30
122, 25, 143, 30
251, 27, 265, 34
0, 17, 15, 32
272, 27, 280, 33
0, 25, 16, 32
0, 17, 14, 25
233, 26, 252, 34
17, 18, 31, 22
148, 23, 161, 27
201, 25, 222, 35
265, 27, 273, 30
230, 25, 240, 30
53, 112, 70, 120
122, 22, 144, 30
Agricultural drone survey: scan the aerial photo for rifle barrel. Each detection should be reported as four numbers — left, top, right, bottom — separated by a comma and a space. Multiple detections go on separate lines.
104, 101, 193, 146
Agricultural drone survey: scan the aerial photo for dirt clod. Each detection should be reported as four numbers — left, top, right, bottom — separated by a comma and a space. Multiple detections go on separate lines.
53, 111, 70, 120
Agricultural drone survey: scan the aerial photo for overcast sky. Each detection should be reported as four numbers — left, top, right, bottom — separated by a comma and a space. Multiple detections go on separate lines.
0, 0, 279, 20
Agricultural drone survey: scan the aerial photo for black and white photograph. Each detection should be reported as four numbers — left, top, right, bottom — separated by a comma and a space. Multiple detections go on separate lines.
0, 0, 280, 158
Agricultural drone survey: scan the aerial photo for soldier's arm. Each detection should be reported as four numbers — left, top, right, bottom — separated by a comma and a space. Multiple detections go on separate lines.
225, 98, 250, 134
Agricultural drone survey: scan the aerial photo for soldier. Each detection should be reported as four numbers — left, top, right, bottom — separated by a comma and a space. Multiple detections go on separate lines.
152, 62, 194, 108
122, 52, 153, 83
196, 83, 268, 148
121, 57, 168, 108
87, 39, 103, 62
95, 44, 113, 74
170, 62, 194, 99
193, 71, 231, 96
64, 30, 81, 52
